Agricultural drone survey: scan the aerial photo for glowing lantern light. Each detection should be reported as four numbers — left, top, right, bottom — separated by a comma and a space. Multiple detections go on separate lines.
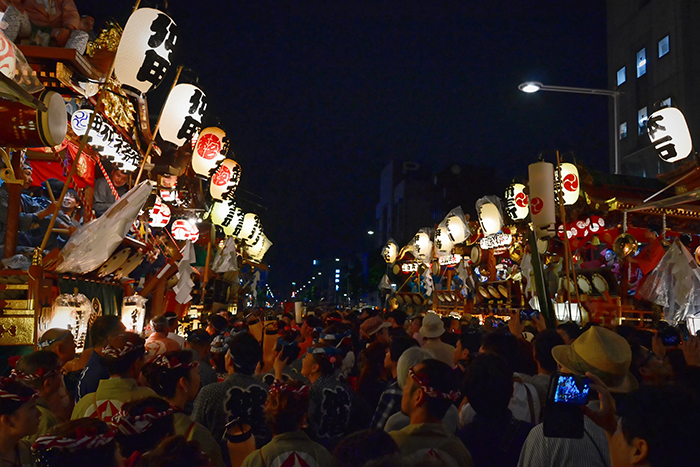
148, 197, 171, 228
528, 162, 556, 239
114, 8, 178, 94
556, 163, 580, 205
410, 229, 433, 263
441, 207, 469, 244
159, 189, 179, 203
239, 213, 261, 242
382, 238, 399, 263
476, 196, 503, 236
209, 201, 245, 237
647, 107, 693, 163
504, 183, 529, 221
49, 293, 92, 353
121, 295, 148, 334
246, 233, 272, 262
210, 159, 241, 200
158, 84, 206, 147
192, 127, 228, 176
171, 219, 199, 242
434, 226, 453, 256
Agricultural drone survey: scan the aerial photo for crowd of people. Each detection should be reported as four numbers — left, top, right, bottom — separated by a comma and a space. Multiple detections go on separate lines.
2, 306, 700, 467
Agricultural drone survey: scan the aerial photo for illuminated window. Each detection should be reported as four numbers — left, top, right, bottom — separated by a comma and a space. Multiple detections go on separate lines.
658, 35, 669, 58
637, 48, 647, 77
619, 122, 628, 140
617, 67, 626, 86
638, 107, 648, 135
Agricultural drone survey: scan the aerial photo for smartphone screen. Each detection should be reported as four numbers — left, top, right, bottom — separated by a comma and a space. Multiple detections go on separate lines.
679, 323, 691, 342
552, 375, 590, 405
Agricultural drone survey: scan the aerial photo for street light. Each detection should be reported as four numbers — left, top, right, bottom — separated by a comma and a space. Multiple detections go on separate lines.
518, 81, 622, 175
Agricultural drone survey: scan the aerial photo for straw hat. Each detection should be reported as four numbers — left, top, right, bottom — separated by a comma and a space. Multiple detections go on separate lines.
360, 316, 391, 338
551, 325, 638, 393
419, 312, 445, 339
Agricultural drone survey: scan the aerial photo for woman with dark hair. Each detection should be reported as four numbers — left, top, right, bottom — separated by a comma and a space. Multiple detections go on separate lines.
0, 378, 40, 467
240, 355, 332, 467
356, 341, 390, 411
113, 397, 175, 459
134, 435, 213, 467
142, 351, 224, 467
32, 418, 120, 467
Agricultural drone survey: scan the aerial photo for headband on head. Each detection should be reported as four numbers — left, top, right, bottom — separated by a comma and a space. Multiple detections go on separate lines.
10, 367, 60, 383
0, 377, 39, 404
150, 354, 198, 370
269, 380, 310, 398
408, 367, 461, 402
37, 332, 70, 350
113, 406, 175, 436
32, 427, 116, 452
318, 330, 351, 342
276, 337, 299, 348
102, 340, 143, 359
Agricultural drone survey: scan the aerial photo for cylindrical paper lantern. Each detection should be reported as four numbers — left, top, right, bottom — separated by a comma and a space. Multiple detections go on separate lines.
121, 295, 148, 334
192, 127, 228, 176
294, 302, 303, 324
382, 239, 398, 263
434, 226, 453, 255
114, 8, 177, 94
647, 107, 693, 163
246, 233, 272, 262
444, 214, 468, 244
171, 219, 199, 242
528, 162, 556, 239
210, 159, 241, 200
49, 293, 92, 353
238, 213, 261, 242
411, 229, 432, 263
148, 197, 171, 228
210, 201, 245, 237
558, 163, 580, 205
504, 183, 529, 221
476, 197, 503, 236
159, 84, 206, 146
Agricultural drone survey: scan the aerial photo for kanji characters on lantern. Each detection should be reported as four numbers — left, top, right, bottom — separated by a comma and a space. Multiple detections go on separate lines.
192, 127, 229, 176
210, 159, 241, 200
210, 201, 245, 237
647, 107, 693, 163
159, 84, 207, 146
382, 238, 398, 263
504, 183, 529, 221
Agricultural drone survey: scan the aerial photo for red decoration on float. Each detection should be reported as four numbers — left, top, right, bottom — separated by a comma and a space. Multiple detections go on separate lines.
196, 133, 222, 160
515, 192, 528, 208
530, 197, 543, 215
563, 173, 579, 192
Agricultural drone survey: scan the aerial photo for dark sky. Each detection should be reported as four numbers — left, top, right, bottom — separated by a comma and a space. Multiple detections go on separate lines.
86, 1, 608, 298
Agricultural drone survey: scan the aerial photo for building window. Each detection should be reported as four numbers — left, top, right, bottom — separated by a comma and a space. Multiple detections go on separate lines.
661, 97, 672, 108
658, 35, 670, 58
637, 48, 647, 77
617, 67, 626, 86
619, 122, 628, 140
638, 107, 648, 135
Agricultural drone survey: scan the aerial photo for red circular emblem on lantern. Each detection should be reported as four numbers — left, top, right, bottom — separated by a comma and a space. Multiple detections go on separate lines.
212, 165, 231, 186
530, 197, 544, 215
514, 192, 528, 208
563, 173, 579, 192
196, 133, 222, 160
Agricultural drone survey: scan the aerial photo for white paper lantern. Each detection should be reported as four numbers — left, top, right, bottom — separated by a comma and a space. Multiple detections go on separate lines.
647, 107, 693, 163
246, 233, 272, 262
159, 189, 179, 203
382, 238, 399, 263
210, 159, 241, 200
210, 201, 245, 237
192, 127, 228, 176
434, 226, 454, 256
148, 197, 171, 228
528, 162, 556, 239
121, 295, 148, 334
476, 198, 503, 236
504, 183, 529, 221
411, 229, 433, 263
158, 84, 206, 146
171, 219, 199, 242
557, 163, 580, 206
49, 293, 92, 353
444, 214, 468, 244
114, 8, 177, 94
238, 213, 261, 242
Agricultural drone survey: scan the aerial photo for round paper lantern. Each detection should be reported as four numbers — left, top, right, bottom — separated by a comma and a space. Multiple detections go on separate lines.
528, 162, 556, 239
434, 226, 453, 255
210, 159, 241, 200
159, 189, 179, 203
171, 219, 199, 242
192, 127, 228, 176
246, 233, 272, 262
158, 84, 207, 146
411, 229, 432, 263
382, 238, 398, 263
114, 8, 178, 94
504, 183, 529, 221
49, 293, 92, 353
0, 31, 16, 79
444, 212, 469, 244
239, 213, 261, 242
148, 197, 171, 228
557, 163, 580, 205
476, 197, 503, 236
589, 215, 605, 234
647, 107, 693, 163
209, 201, 245, 237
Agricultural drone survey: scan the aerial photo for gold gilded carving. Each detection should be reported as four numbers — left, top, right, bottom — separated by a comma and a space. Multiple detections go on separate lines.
0, 317, 34, 345
101, 82, 135, 130
86, 20, 122, 57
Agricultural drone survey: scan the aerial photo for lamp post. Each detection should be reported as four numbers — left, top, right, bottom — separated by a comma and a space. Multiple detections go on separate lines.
518, 81, 622, 175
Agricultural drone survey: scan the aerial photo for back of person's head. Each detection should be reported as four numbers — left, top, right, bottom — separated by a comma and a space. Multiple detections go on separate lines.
227, 331, 261, 375
388, 310, 407, 327
13, 350, 62, 390
332, 428, 398, 467
265, 379, 310, 434
409, 359, 459, 420
151, 315, 169, 334
481, 331, 519, 371
142, 350, 198, 398
617, 384, 700, 467
275, 326, 301, 363
389, 336, 419, 363
396, 347, 435, 388
38, 328, 73, 352
207, 314, 227, 334
134, 435, 212, 467
185, 329, 212, 349
307, 343, 343, 375
114, 397, 174, 457
304, 315, 322, 330
0, 377, 37, 416
457, 328, 482, 354
557, 321, 581, 341
103, 333, 146, 377
33, 418, 119, 467
463, 353, 513, 417
90, 315, 125, 348
533, 330, 565, 373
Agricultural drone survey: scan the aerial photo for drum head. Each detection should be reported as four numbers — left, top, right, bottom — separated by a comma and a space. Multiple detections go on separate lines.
497, 284, 509, 297
592, 273, 609, 293
488, 285, 500, 298
97, 249, 131, 277
40, 91, 67, 147
577, 276, 592, 294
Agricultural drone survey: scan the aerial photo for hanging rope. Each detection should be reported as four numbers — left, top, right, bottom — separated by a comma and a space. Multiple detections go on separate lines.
96, 159, 119, 200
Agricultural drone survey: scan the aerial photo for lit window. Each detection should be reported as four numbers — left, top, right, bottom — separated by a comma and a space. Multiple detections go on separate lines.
637, 48, 647, 77
617, 67, 626, 86
661, 97, 671, 108
638, 107, 648, 135
658, 35, 669, 58
619, 122, 628, 140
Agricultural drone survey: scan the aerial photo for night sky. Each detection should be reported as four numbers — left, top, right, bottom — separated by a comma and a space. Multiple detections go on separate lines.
85, 1, 608, 299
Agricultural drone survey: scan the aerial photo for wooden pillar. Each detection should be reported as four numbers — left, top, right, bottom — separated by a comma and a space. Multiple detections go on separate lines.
152, 280, 165, 316
4, 153, 22, 258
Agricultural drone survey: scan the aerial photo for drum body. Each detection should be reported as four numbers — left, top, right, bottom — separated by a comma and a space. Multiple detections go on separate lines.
0, 90, 67, 148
